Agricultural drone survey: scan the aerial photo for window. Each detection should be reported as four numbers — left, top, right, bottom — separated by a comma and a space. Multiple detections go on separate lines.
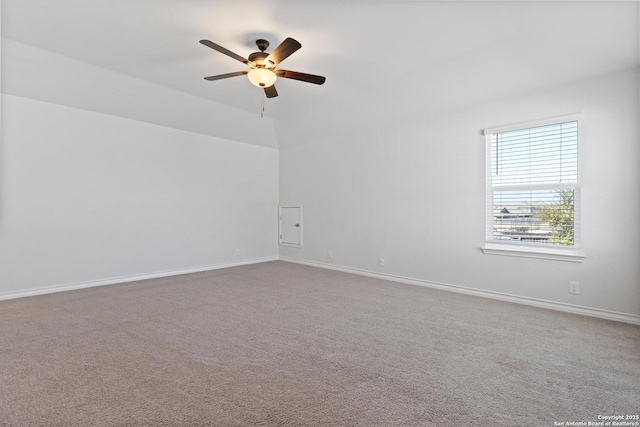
482, 116, 583, 261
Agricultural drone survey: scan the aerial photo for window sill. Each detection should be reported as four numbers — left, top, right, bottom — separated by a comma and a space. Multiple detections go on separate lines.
481, 243, 585, 262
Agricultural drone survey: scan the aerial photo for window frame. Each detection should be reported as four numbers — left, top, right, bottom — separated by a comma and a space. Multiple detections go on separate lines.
481, 114, 585, 262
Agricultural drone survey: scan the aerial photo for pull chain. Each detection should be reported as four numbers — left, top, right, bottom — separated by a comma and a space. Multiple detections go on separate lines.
260, 90, 265, 119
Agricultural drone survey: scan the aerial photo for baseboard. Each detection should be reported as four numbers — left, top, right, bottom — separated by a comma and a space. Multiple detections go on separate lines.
0, 256, 279, 302
280, 256, 640, 326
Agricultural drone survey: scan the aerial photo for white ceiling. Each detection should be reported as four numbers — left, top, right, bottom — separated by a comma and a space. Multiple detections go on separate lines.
2, 0, 639, 148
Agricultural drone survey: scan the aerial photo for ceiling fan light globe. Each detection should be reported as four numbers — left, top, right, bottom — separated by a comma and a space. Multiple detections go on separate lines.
248, 68, 277, 88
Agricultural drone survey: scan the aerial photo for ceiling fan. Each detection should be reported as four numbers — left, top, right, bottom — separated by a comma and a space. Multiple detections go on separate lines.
199, 37, 326, 98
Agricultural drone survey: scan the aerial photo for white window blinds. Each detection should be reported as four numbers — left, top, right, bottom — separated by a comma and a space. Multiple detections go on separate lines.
485, 119, 580, 248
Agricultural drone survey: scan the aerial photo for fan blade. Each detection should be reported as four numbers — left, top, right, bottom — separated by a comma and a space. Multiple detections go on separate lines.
204, 71, 248, 81
276, 70, 326, 85
200, 40, 250, 65
266, 37, 301, 66
264, 85, 278, 98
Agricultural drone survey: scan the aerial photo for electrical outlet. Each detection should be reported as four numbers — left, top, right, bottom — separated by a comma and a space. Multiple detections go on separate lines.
378, 257, 385, 266
235, 248, 241, 256
569, 281, 580, 295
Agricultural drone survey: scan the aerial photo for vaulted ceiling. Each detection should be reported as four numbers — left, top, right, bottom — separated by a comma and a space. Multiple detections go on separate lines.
2, 1, 638, 148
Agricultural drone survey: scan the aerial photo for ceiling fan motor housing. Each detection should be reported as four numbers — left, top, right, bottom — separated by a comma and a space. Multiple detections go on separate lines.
248, 51, 272, 68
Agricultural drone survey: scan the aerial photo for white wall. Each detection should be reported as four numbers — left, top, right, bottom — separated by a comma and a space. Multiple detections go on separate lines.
0, 38, 280, 296
280, 67, 640, 320
0, 94, 279, 295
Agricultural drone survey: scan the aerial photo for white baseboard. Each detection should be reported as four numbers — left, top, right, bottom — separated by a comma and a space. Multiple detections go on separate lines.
280, 256, 640, 326
0, 257, 279, 301
4, 255, 638, 326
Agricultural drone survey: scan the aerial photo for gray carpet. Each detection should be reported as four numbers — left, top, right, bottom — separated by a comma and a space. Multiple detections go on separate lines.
0, 261, 638, 426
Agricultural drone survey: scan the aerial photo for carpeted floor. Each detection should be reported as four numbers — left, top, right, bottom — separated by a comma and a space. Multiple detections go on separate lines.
0, 261, 638, 426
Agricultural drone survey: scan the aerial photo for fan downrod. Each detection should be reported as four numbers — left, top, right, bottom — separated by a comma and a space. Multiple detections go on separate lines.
256, 39, 269, 52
